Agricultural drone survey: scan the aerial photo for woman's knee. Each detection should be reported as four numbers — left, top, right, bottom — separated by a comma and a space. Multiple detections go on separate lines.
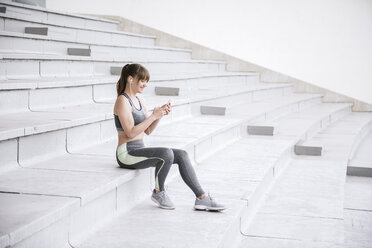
172, 148, 187, 157
172, 149, 190, 163
159, 148, 174, 164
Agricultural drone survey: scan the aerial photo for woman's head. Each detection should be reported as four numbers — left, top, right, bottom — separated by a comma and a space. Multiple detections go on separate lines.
116, 63, 150, 96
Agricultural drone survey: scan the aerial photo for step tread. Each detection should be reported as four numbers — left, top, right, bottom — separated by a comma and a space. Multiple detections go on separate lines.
348, 159, 372, 169
344, 176, 372, 211
0, 113, 246, 246
350, 129, 372, 162
299, 113, 372, 159
0, 14, 155, 45
252, 103, 353, 137
0, 72, 259, 90
0, 84, 296, 141
343, 176, 372, 247
0, 30, 191, 53
0, 166, 122, 203
0, 0, 119, 25
77, 102, 350, 247
78, 137, 294, 248
257, 159, 345, 219
0, 95, 344, 248
0, 192, 79, 247
0, 7, 157, 40
0, 52, 226, 63
239, 114, 372, 246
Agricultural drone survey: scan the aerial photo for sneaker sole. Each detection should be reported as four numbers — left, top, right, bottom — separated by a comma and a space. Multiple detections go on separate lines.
194, 205, 226, 212
151, 197, 175, 210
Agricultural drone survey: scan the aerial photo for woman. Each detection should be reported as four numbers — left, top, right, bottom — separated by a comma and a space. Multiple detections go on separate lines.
114, 63, 225, 211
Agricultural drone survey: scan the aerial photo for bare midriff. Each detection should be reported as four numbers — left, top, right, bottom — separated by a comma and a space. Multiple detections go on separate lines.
117, 131, 144, 147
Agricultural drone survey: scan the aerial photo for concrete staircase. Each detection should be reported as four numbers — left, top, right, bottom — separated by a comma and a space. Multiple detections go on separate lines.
0, 1, 371, 248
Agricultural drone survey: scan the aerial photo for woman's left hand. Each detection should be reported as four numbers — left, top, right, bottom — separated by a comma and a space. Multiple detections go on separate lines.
161, 101, 171, 115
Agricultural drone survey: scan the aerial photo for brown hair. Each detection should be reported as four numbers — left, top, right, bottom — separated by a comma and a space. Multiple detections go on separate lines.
116, 63, 150, 96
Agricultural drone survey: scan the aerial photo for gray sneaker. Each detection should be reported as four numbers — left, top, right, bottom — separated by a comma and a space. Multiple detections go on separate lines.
194, 194, 226, 211
151, 190, 175, 210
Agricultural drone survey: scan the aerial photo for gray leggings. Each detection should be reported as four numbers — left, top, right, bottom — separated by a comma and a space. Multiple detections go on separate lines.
116, 139, 205, 197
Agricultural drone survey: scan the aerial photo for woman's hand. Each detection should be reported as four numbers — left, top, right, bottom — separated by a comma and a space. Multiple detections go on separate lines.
161, 100, 172, 115
152, 106, 166, 120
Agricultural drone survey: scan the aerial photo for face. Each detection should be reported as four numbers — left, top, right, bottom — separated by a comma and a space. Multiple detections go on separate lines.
137, 79, 148, 93
130, 77, 148, 94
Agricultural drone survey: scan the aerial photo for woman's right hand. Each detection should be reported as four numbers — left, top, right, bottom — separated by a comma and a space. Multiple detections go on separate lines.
152, 106, 165, 120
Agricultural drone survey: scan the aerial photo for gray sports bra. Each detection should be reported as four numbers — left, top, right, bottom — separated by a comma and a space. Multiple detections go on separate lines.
114, 93, 146, 131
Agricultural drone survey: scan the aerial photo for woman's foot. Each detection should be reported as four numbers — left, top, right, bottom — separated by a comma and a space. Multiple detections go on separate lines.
194, 194, 225, 211
151, 189, 175, 210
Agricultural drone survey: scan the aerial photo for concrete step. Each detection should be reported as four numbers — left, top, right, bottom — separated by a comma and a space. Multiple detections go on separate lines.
0, 192, 80, 248
347, 129, 372, 177
0, 12, 155, 47
0, 73, 260, 114
199, 84, 295, 116
0, 75, 262, 115
0, 72, 258, 90
343, 175, 372, 247
0, 93, 339, 247
77, 136, 294, 248
0, 83, 293, 143
200, 90, 321, 120
245, 103, 353, 156
0, 31, 192, 60
0, 0, 119, 31
298, 112, 372, 161
77, 102, 354, 247
239, 112, 372, 247
0, 109, 250, 247
344, 175, 372, 212
0, 54, 226, 79
247, 103, 352, 137
0, 93, 321, 174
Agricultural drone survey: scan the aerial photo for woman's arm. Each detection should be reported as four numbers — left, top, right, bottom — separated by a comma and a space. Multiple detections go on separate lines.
116, 96, 163, 139
141, 97, 171, 135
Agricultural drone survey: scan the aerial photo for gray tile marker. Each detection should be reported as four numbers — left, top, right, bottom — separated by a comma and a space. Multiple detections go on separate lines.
155, 86, 180, 96
25, 27, 48, 36
67, 48, 91, 56
247, 125, 274, 136
110, 66, 121, 75
200, 106, 226, 115
294, 145, 322, 156
347, 160, 372, 177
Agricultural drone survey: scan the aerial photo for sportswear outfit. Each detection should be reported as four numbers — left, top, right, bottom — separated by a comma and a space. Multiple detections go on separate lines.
114, 93, 224, 211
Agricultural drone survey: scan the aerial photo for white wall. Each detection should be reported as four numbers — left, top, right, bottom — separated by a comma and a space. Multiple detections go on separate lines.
47, 0, 372, 104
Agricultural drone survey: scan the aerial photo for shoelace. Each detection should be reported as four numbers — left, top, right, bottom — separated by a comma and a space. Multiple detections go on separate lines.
158, 191, 170, 202
207, 192, 217, 206
208, 192, 214, 201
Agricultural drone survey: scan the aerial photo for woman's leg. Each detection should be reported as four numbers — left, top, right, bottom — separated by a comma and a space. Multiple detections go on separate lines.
172, 148, 205, 198
117, 145, 174, 192
117, 142, 205, 196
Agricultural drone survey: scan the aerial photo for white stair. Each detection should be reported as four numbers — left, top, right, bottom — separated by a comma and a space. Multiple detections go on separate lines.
1, 2, 372, 248
0, 31, 192, 60
0, 0, 119, 30
77, 100, 360, 248
347, 129, 372, 177
239, 112, 372, 248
